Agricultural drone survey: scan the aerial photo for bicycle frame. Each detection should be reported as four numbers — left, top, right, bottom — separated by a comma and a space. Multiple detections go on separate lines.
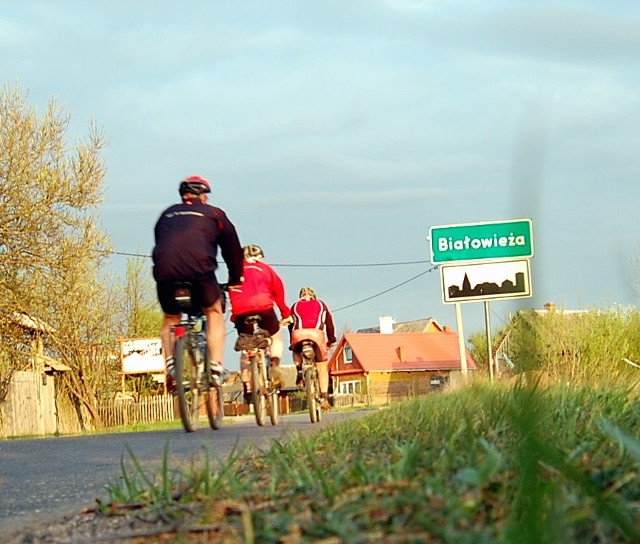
236, 316, 279, 426
291, 331, 326, 424
171, 283, 225, 432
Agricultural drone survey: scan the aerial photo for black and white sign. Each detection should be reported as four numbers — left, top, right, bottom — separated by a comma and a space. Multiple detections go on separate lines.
440, 259, 532, 304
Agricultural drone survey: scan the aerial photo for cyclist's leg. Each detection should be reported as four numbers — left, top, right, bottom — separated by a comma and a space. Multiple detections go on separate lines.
292, 351, 304, 386
265, 329, 283, 387
156, 281, 182, 359
156, 281, 182, 392
161, 313, 181, 360
199, 279, 225, 370
239, 352, 252, 403
203, 298, 225, 365
255, 310, 283, 385
316, 361, 329, 395
269, 329, 284, 363
317, 360, 331, 408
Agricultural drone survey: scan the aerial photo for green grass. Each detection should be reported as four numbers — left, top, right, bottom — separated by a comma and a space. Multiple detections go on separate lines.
102, 380, 640, 543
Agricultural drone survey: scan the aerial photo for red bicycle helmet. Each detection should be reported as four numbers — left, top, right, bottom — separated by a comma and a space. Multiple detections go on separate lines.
179, 175, 211, 197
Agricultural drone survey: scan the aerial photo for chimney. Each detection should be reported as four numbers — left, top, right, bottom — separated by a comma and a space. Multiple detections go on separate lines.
379, 315, 394, 334
396, 345, 406, 362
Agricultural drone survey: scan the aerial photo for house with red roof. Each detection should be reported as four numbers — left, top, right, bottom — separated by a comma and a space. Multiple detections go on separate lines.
328, 317, 477, 405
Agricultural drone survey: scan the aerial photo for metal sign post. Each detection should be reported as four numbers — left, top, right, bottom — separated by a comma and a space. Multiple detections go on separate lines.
484, 301, 493, 383
455, 302, 468, 376
429, 218, 534, 385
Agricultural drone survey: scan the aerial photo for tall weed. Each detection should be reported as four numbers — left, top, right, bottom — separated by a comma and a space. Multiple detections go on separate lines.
503, 306, 640, 387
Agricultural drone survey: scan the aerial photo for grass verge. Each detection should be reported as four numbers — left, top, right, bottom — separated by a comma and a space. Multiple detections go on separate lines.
101, 380, 640, 543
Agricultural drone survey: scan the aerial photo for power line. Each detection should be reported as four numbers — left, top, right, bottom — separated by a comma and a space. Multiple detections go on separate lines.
333, 266, 438, 313
110, 249, 440, 315
109, 250, 432, 268
272, 260, 431, 268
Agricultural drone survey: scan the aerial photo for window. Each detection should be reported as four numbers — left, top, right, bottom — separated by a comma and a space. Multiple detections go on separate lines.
339, 380, 361, 395
344, 345, 352, 363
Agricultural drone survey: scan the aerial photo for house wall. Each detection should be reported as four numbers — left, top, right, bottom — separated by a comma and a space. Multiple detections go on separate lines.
334, 371, 450, 405
368, 372, 425, 404
333, 373, 367, 396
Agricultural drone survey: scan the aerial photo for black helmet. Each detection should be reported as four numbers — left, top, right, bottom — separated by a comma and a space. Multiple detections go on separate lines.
179, 175, 211, 197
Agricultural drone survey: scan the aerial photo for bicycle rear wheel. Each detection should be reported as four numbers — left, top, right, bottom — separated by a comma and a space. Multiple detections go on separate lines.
175, 336, 200, 432
305, 366, 321, 424
204, 381, 224, 430
268, 387, 279, 426
250, 354, 267, 426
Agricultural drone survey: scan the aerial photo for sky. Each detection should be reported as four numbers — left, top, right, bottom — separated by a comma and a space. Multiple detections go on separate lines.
3, 1, 640, 364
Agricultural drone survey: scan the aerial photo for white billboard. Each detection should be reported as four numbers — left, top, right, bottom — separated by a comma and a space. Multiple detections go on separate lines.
120, 338, 165, 374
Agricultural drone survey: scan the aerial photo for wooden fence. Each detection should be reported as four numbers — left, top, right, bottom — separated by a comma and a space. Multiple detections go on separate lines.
332, 393, 369, 408
96, 395, 176, 428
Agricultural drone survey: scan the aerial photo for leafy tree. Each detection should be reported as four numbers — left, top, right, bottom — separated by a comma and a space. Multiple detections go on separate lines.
0, 82, 118, 426
123, 256, 162, 338
119, 256, 163, 398
468, 330, 490, 370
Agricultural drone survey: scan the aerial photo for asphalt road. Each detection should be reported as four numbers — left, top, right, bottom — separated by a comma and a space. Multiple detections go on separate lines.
0, 410, 369, 535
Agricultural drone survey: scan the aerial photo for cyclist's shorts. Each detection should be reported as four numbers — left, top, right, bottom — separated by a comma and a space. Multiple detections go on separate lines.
234, 309, 280, 336
156, 277, 222, 316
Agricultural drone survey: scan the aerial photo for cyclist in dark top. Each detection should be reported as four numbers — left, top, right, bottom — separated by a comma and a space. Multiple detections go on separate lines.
153, 174, 243, 393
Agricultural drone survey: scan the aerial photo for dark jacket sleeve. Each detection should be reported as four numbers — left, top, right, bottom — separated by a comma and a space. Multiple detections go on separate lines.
322, 301, 336, 345
214, 208, 244, 285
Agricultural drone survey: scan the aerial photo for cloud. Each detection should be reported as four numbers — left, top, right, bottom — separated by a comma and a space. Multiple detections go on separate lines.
434, 5, 640, 65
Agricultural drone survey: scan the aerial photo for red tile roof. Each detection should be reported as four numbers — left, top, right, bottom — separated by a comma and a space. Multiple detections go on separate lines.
331, 332, 477, 373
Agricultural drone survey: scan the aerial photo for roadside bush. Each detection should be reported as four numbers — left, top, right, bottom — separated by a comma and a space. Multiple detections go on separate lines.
505, 306, 640, 386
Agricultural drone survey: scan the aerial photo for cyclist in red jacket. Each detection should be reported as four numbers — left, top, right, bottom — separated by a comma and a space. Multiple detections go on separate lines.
153, 175, 244, 393
289, 286, 336, 408
228, 245, 291, 399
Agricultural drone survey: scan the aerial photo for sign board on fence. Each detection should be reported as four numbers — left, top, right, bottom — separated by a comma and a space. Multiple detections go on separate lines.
429, 219, 533, 264
120, 338, 164, 374
440, 259, 532, 304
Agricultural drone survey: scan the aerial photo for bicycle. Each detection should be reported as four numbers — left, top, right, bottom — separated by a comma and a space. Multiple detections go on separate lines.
299, 339, 323, 424
235, 316, 279, 427
170, 282, 225, 433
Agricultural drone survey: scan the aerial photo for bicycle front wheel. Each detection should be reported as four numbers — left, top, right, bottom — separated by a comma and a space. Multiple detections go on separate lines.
251, 354, 267, 426
175, 336, 200, 432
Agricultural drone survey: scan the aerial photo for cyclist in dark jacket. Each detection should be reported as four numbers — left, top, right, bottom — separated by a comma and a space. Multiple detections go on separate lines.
153, 174, 243, 393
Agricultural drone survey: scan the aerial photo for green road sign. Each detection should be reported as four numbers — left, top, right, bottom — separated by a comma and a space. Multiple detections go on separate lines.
429, 219, 533, 264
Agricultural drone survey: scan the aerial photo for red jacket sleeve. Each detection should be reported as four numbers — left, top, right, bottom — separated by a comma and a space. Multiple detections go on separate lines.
268, 266, 291, 319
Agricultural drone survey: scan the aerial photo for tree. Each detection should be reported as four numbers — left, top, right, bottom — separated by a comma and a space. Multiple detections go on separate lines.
120, 256, 163, 398
123, 256, 162, 338
468, 330, 490, 370
0, 82, 118, 426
